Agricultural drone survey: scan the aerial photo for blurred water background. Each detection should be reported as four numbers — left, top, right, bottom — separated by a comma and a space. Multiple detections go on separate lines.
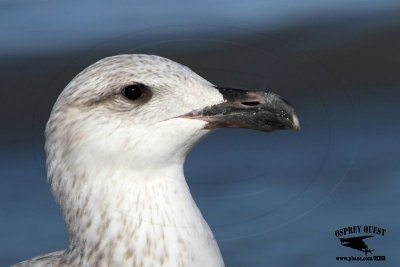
1, 1, 400, 266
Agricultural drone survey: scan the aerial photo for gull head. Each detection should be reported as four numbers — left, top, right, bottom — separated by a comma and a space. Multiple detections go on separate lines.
45, 54, 301, 217
46, 54, 299, 176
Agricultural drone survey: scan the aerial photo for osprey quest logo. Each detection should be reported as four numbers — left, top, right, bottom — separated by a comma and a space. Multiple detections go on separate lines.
335, 225, 386, 262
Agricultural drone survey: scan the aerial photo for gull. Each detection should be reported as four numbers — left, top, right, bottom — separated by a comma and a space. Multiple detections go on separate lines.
14, 54, 299, 267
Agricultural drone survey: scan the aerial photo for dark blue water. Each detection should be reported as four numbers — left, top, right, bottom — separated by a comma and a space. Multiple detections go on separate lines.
1, 0, 398, 56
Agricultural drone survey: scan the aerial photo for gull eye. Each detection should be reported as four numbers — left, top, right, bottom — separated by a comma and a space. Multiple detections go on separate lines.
122, 84, 144, 101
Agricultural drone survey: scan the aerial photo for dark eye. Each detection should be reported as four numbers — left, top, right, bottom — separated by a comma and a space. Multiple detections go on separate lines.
122, 84, 144, 100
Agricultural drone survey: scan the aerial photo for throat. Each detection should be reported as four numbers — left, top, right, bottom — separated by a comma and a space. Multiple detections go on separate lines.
57, 167, 222, 266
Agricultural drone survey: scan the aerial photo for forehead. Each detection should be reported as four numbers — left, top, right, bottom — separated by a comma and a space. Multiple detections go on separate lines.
63, 54, 211, 96
75, 54, 210, 87
93, 54, 188, 72
59, 54, 216, 106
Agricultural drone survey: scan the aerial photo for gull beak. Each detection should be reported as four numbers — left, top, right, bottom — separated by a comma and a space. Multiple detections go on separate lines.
182, 86, 300, 132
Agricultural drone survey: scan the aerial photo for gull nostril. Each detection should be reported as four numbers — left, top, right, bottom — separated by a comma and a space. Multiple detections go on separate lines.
241, 101, 260, 106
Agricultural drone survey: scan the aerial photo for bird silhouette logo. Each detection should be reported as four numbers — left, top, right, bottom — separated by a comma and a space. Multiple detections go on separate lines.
339, 235, 375, 255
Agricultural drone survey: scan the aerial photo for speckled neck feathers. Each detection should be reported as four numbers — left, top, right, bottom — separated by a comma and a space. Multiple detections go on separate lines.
50, 164, 223, 266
